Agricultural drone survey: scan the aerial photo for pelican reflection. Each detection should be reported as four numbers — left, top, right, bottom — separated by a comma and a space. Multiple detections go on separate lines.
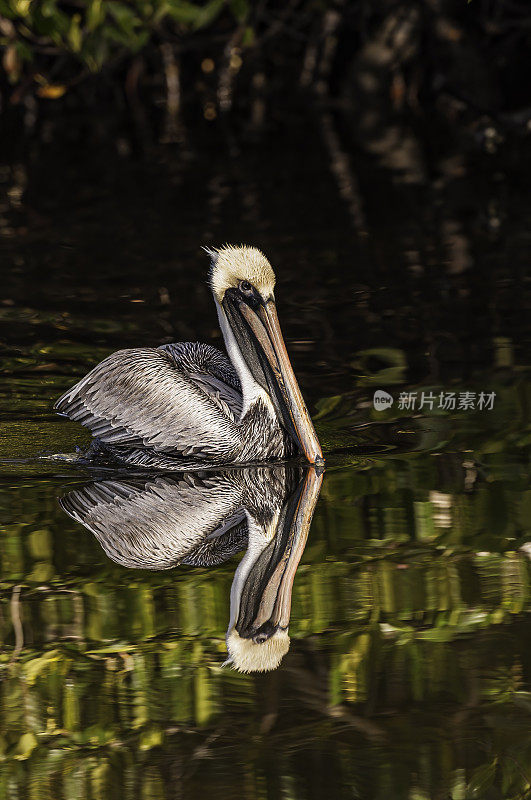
59, 466, 322, 672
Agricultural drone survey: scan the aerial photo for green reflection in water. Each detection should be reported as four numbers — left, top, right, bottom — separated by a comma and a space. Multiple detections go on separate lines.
0, 361, 530, 799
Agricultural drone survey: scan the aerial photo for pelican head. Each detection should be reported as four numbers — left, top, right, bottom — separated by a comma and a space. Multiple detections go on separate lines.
208, 244, 275, 304
206, 244, 324, 465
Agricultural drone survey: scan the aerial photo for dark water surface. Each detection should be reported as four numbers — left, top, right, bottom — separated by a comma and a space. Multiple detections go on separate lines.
0, 108, 530, 799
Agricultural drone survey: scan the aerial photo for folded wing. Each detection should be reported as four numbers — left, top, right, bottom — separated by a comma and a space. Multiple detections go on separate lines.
54, 342, 243, 459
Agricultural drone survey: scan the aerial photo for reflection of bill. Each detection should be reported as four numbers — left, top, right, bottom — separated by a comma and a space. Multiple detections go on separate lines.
226, 466, 322, 672
59, 465, 323, 673
373, 390, 394, 411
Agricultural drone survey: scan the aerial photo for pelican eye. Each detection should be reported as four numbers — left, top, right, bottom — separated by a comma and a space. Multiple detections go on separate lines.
238, 280, 254, 296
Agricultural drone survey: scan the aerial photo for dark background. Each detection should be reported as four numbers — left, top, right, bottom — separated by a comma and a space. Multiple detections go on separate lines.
1, 0, 530, 399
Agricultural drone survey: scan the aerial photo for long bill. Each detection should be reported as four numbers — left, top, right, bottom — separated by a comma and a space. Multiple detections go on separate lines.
247, 465, 323, 633
237, 298, 324, 465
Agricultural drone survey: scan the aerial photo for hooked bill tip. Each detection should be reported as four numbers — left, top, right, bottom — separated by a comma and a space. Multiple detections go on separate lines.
312, 456, 325, 475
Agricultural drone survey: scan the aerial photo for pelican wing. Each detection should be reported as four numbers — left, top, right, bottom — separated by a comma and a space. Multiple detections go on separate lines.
59, 473, 247, 569
160, 343, 243, 421
55, 343, 243, 458
181, 518, 248, 566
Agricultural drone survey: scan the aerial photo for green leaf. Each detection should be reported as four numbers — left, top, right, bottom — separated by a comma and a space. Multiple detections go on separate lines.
14, 732, 38, 760
166, 0, 225, 30
230, 0, 249, 22
107, 2, 141, 33
23, 649, 66, 685
87, 0, 106, 31
241, 25, 255, 47
466, 762, 496, 798
68, 14, 83, 53
139, 724, 163, 751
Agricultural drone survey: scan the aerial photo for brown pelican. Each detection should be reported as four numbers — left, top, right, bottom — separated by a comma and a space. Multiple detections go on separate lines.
55, 245, 323, 469
59, 465, 323, 672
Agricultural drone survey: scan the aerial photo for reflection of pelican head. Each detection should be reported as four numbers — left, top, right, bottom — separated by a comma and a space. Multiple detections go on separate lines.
226, 628, 290, 673
224, 512, 292, 673
59, 465, 322, 673
224, 467, 322, 673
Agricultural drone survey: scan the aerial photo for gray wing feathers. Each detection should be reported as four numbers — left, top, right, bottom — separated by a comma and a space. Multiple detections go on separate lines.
188, 373, 243, 420
60, 474, 246, 569
55, 343, 243, 456
159, 342, 243, 421
181, 519, 248, 566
